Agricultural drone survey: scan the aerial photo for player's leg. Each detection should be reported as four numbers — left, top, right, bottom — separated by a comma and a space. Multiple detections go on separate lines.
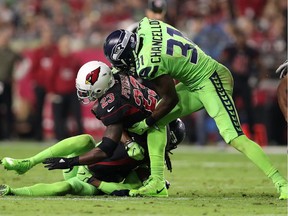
66, 178, 100, 196
0, 182, 73, 196
128, 83, 202, 197
65, 165, 101, 196
231, 136, 287, 200
0, 165, 100, 196
129, 125, 168, 197
92, 170, 143, 196
64, 169, 143, 197
203, 65, 287, 200
1, 134, 96, 174
1, 177, 99, 197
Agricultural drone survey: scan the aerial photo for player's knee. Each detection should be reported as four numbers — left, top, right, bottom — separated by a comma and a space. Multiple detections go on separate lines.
77, 134, 96, 148
51, 182, 73, 195
66, 135, 96, 157
66, 177, 98, 195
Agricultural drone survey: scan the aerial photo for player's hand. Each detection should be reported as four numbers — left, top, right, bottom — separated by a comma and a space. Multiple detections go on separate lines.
128, 119, 149, 135
276, 60, 288, 79
125, 141, 145, 161
43, 157, 79, 170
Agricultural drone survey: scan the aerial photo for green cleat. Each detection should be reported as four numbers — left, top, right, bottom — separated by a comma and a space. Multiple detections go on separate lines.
276, 181, 288, 200
1, 157, 32, 175
129, 176, 168, 197
0, 184, 11, 196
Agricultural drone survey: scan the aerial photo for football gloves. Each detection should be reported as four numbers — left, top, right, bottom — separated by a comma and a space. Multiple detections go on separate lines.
128, 119, 149, 135
125, 141, 145, 161
43, 156, 79, 170
276, 60, 288, 79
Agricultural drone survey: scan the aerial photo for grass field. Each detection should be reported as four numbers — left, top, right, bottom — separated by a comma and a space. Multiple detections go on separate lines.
0, 141, 287, 216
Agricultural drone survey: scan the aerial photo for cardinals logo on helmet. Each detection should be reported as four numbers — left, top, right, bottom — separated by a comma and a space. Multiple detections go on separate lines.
85, 67, 100, 85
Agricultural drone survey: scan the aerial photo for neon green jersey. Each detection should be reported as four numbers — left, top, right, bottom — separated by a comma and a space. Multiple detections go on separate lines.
136, 17, 218, 90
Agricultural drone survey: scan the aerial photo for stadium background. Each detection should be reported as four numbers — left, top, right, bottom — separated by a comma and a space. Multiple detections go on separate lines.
0, 0, 286, 145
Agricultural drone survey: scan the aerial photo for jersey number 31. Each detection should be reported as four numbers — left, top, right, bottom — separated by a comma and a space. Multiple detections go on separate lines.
166, 27, 198, 64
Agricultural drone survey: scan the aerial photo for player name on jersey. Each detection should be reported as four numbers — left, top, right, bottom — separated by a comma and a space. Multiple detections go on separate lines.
139, 19, 163, 64
150, 20, 162, 64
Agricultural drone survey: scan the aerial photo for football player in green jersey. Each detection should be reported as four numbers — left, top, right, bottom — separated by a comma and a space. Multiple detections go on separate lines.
103, 17, 287, 199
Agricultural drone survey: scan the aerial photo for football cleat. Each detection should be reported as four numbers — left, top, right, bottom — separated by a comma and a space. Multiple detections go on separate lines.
165, 179, 171, 190
0, 184, 11, 196
1, 157, 32, 175
276, 181, 288, 200
129, 176, 168, 197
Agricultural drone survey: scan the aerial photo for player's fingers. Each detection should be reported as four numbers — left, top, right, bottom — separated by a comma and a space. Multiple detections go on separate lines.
42, 159, 50, 164
43, 163, 54, 169
42, 158, 56, 164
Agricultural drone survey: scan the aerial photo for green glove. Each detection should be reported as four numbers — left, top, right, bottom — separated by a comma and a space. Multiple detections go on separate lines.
128, 119, 149, 135
125, 141, 145, 161
76, 166, 93, 182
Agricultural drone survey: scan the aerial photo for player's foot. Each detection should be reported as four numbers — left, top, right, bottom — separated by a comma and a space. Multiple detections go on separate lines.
1, 157, 32, 174
0, 184, 11, 196
129, 176, 168, 197
276, 181, 288, 200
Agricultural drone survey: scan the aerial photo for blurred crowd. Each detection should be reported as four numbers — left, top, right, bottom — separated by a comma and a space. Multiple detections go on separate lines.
0, 0, 286, 145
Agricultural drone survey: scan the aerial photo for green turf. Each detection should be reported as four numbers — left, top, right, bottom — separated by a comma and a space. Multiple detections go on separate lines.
0, 141, 287, 216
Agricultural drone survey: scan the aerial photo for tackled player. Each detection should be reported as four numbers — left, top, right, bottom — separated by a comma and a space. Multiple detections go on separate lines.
0, 61, 185, 197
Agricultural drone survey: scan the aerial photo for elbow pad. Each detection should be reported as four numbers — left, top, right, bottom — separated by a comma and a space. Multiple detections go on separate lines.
97, 137, 118, 157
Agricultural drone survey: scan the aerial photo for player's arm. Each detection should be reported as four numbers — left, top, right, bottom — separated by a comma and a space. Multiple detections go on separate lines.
43, 123, 123, 170
128, 74, 178, 135
148, 74, 179, 123
78, 123, 123, 164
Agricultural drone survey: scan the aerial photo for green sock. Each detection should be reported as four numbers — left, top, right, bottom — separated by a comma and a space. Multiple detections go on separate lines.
270, 171, 287, 185
146, 125, 167, 180
99, 181, 141, 195
11, 182, 72, 196
29, 134, 96, 166
231, 135, 286, 184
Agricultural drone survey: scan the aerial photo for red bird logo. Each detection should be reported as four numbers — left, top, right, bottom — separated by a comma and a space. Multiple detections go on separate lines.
85, 67, 100, 85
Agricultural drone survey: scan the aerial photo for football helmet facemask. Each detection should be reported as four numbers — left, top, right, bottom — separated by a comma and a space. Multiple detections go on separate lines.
75, 61, 115, 104
167, 118, 186, 151
103, 29, 139, 70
